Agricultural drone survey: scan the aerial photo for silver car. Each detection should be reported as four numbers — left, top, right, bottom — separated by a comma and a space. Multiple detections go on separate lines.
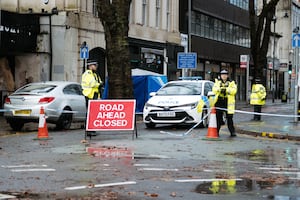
4, 81, 86, 131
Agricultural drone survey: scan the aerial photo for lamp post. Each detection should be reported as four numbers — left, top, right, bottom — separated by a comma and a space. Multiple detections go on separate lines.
272, 16, 276, 103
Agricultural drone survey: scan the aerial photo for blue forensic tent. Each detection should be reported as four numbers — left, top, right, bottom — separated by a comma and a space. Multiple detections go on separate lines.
102, 69, 167, 113
102, 69, 168, 113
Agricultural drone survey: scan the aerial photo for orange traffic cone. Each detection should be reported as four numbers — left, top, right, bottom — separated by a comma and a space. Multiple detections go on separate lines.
34, 106, 52, 140
203, 107, 221, 141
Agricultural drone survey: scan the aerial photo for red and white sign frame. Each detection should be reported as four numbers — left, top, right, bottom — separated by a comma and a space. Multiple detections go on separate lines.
240, 55, 249, 69
86, 99, 136, 131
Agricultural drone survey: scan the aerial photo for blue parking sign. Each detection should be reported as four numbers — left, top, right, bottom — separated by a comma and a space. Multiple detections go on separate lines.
80, 46, 89, 59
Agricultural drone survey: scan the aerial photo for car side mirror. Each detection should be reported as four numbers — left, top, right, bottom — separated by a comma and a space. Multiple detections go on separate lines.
149, 92, 156, 97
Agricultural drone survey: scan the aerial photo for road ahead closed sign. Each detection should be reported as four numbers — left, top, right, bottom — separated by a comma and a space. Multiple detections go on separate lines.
86, 100, 136, 131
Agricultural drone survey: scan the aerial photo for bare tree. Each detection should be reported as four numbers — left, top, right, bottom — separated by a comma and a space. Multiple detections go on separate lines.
96, 0, 133, 99
249, 0, 280, 83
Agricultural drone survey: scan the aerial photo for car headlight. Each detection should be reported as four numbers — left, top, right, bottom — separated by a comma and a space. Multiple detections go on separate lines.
180, 102, 198, 109
144, 102, 156, 109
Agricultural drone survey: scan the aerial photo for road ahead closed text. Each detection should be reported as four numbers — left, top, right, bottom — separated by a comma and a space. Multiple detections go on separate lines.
86, 100, 136, 131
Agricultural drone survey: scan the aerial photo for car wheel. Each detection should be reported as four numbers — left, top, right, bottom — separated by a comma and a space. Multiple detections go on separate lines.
145, 122, 156, 129
200, 107, 209, 128
7, 119, 24, 131
56, 108, 73, 130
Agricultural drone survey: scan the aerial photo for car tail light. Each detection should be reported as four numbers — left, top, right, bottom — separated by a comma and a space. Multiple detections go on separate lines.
4, 97, 11, 104
39, 97, 55, 104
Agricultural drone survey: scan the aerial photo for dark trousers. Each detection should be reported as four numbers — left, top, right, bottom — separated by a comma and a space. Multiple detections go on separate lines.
85, 94, 99, 136
253, 105, 262, 120
216, 109, 235, 135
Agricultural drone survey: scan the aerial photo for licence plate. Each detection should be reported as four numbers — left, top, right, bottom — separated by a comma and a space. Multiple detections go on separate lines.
157, 111, 176, 117
14, 110, 31, 116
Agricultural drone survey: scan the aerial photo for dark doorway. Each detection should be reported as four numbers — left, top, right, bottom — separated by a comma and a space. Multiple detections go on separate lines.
89, 47, 106, 84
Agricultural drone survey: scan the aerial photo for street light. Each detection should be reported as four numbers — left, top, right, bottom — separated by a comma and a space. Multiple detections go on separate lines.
272, 16, 276, 103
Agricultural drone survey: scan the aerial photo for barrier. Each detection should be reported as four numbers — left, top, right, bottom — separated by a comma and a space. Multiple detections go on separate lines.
203, 107, 221, 141
85, 99, 137, 140
34, 106, 52, 140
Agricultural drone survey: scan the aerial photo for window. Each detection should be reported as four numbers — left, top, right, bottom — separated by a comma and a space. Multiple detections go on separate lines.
191, 12, 250, 47
18, 84, 55, 94
92, 0, 98, 17
156, 0, 161, 28
166, 0, 170, 31
204, 82, 213, 96
142, 0, 147, 26
63, 84, 83, 95
228, 0, 249, 10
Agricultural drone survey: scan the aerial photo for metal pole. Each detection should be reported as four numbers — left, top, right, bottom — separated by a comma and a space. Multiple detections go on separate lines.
246, 55, 250, 103
82, 59, 86, 74
294, 47, 299, 122
188, 0, 191, 53
272, 17, 276, 103
187, 0, 191, 77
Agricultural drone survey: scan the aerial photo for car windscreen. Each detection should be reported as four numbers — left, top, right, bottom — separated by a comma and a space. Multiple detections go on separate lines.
16, 84, 56, 94
156, 82, 202, 95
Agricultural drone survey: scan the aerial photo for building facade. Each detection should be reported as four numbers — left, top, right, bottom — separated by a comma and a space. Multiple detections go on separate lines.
263, 0, 300, 99
0, 0, 181, 107
179, 0, 251, 100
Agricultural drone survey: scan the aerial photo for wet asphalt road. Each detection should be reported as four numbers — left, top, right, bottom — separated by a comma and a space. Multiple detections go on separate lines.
0, 118, 300, 200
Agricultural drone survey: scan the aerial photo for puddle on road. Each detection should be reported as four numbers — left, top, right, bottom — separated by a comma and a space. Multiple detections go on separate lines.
225, 148, 300, 165
195, 178, 271, 194
194, 178, 299, 198
210, 147, 300, 197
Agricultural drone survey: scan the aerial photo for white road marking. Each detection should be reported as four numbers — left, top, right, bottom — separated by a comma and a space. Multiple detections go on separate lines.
133, 164, 152, 166
289, 177, 300, 180
133, 154, 170, 159
268, 171, 300, 175
174, 178, 243, 183
259, 167, 299, 171
138, 168, 179, 171
11, 168, 56, 172
203, 169, 214, 172
1, 164, 48, 168
0, 193, 16, 199
64, 181, 137, 190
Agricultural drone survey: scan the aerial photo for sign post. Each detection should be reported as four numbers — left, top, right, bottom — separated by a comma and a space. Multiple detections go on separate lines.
180, 34, 188, 77
292, 33, 300, 122
80, 41, 89, 73
86, 100, 137, 138
177, 52, 197, 70
240, 55, 250, 102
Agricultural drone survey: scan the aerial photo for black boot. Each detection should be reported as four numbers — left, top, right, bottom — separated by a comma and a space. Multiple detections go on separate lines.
230, 133, 237, 137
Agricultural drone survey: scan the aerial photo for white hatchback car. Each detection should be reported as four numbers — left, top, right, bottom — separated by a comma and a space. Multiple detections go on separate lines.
4, 81, 87, 131
143, 79, 214, 128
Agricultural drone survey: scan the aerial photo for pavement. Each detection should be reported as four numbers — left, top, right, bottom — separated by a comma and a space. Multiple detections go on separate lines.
0, 99, 300, 141
234, 98, 300, 141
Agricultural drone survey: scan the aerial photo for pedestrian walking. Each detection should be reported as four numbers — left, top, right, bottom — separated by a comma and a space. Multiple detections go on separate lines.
81, 59, 103, 136
212, 69, 237, 137
250, 78, 266, 121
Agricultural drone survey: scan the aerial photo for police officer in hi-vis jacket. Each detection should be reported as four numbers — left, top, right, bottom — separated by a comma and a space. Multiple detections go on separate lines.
250, 78, 266, 121
81, 59, 103, 137
212, 69, 237, 137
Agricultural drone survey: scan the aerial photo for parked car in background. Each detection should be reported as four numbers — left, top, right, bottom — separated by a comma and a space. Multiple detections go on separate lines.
4, 81, 86, 131
143, 79, 214, 128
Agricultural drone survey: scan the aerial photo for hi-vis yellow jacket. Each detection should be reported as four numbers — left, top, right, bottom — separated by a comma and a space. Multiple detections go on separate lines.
212, 79, 237, 114
81, 69, 102, 99
250, 83, 266, 105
